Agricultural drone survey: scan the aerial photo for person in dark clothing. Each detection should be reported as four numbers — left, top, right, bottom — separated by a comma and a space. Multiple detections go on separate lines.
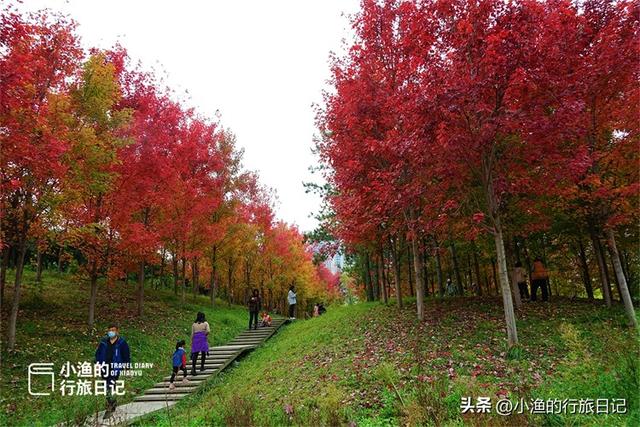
248, 289, 262, 330
318, 302, 327, 315
95, 323, 130, 419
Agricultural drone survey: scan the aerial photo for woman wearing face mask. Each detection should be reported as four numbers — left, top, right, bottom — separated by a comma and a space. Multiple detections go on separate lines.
190, 312, 210, 375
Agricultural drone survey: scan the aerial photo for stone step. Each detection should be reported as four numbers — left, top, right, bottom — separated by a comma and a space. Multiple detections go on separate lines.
152, 380, 199, 389
145, 386, 200, 394
162, 372, 213, 382
134, 393, 188, 402
209, 345, 254, 351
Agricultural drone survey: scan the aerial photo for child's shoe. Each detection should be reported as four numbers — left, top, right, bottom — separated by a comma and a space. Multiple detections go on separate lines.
169, 383, 176, 391
182, 377, 190, 383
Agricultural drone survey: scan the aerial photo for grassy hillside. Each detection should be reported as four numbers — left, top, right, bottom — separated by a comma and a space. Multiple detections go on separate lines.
1, 270, 248, 426
137, 298, 639, 427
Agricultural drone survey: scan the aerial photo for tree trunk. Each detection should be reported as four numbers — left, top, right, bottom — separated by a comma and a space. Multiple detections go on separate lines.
57, 245, 63, 272
473, 246, 482, 297
372, 257, 380, 301
192, 257, 199, 298
421, 240, 429, 297
435, 247, 444, 297
210, 245, 217, 306
88, 260, 99, 329
605, 229, 638, 330
172, 254, 178, 296
158, 249, 166, 289
390, 238, 403, 308
364, 251, 374, 301
494, 227, 518, 347
378, 252, 388, 304
137, 261, 145, 316
590, 227, 612, 307
36, 249, 43, 282
411, 236, 425, 321
450, 240, 463, 296
1, 246, 9, 308
8, 236, 27, 350
407, 246, 414, 298
181, 257, 187, 304
577, 240, 594, 300
491, 258, 498, 296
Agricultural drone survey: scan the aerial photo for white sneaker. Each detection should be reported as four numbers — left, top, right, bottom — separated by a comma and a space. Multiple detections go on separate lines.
169, 383, 176, 390
182, 377, 190, 383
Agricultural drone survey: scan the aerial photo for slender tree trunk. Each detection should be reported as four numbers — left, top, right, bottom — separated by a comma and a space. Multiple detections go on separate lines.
378, 251, 388, 304
364, 251, 374, 301
606, 246, 623, 301
473, 246, 482, 297
491, 258, 498, 296
421, 240, 429, 297
407, 245, 414, 297
466, 253, 472, 294
192, 257, 199, 298
137, 261, 145, 316
435, 247, 444, 297
605, 229, 638, 330
36, 249, 43, 282
450, 240, 463, 296
181, 256, 187, 304
172, 254, 178, 296
88, 260, 99, 329
590, 227, 612, 307
372, 257, 380, 300
411, 236, 425, 321
494, 226, 518, 347
210, 245, 217, 306
1, 246, 9, 308
390, 238, 403, 308
158, 249, 166, 289
8, 234, 28, 350
577, 240, 594, 300
57, 245, 63, 272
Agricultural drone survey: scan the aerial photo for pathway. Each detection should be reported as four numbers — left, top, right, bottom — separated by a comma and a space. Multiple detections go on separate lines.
78, 318, 287, 426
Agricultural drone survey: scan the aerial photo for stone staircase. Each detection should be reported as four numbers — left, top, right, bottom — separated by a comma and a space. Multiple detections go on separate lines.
77, 318, 287, 426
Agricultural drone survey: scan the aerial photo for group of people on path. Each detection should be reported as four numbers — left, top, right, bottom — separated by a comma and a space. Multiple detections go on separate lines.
512, 258, 551, 302
95, 285, 307, 419
169, 311, 212, 389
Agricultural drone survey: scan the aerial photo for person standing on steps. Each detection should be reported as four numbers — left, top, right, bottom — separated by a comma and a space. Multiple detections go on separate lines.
190, 312, 210, 375
95, 322, 130, 420
169, 340, 189, 390
248, 289, 262, 330
531, 258, 550, 302
288, 285, 297, 319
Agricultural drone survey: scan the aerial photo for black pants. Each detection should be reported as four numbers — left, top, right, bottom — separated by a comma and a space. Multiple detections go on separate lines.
170, 365, 187, 383
518, 281, 529, 299
103, 374, 119, 410
249, 310, 259, 329
531, 279, 548, 302
288, 303, 296, 318
191, 351, 206, 373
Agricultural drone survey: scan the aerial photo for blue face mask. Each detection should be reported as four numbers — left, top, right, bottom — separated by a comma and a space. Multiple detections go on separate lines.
107, 331, 117, 338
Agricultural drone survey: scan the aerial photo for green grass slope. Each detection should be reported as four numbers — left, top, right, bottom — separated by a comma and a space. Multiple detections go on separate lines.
138, 298, 639, 427
1, 270, 248, 426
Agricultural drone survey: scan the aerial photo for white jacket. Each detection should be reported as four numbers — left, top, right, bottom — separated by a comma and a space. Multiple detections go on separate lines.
288, 290, 297, 305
